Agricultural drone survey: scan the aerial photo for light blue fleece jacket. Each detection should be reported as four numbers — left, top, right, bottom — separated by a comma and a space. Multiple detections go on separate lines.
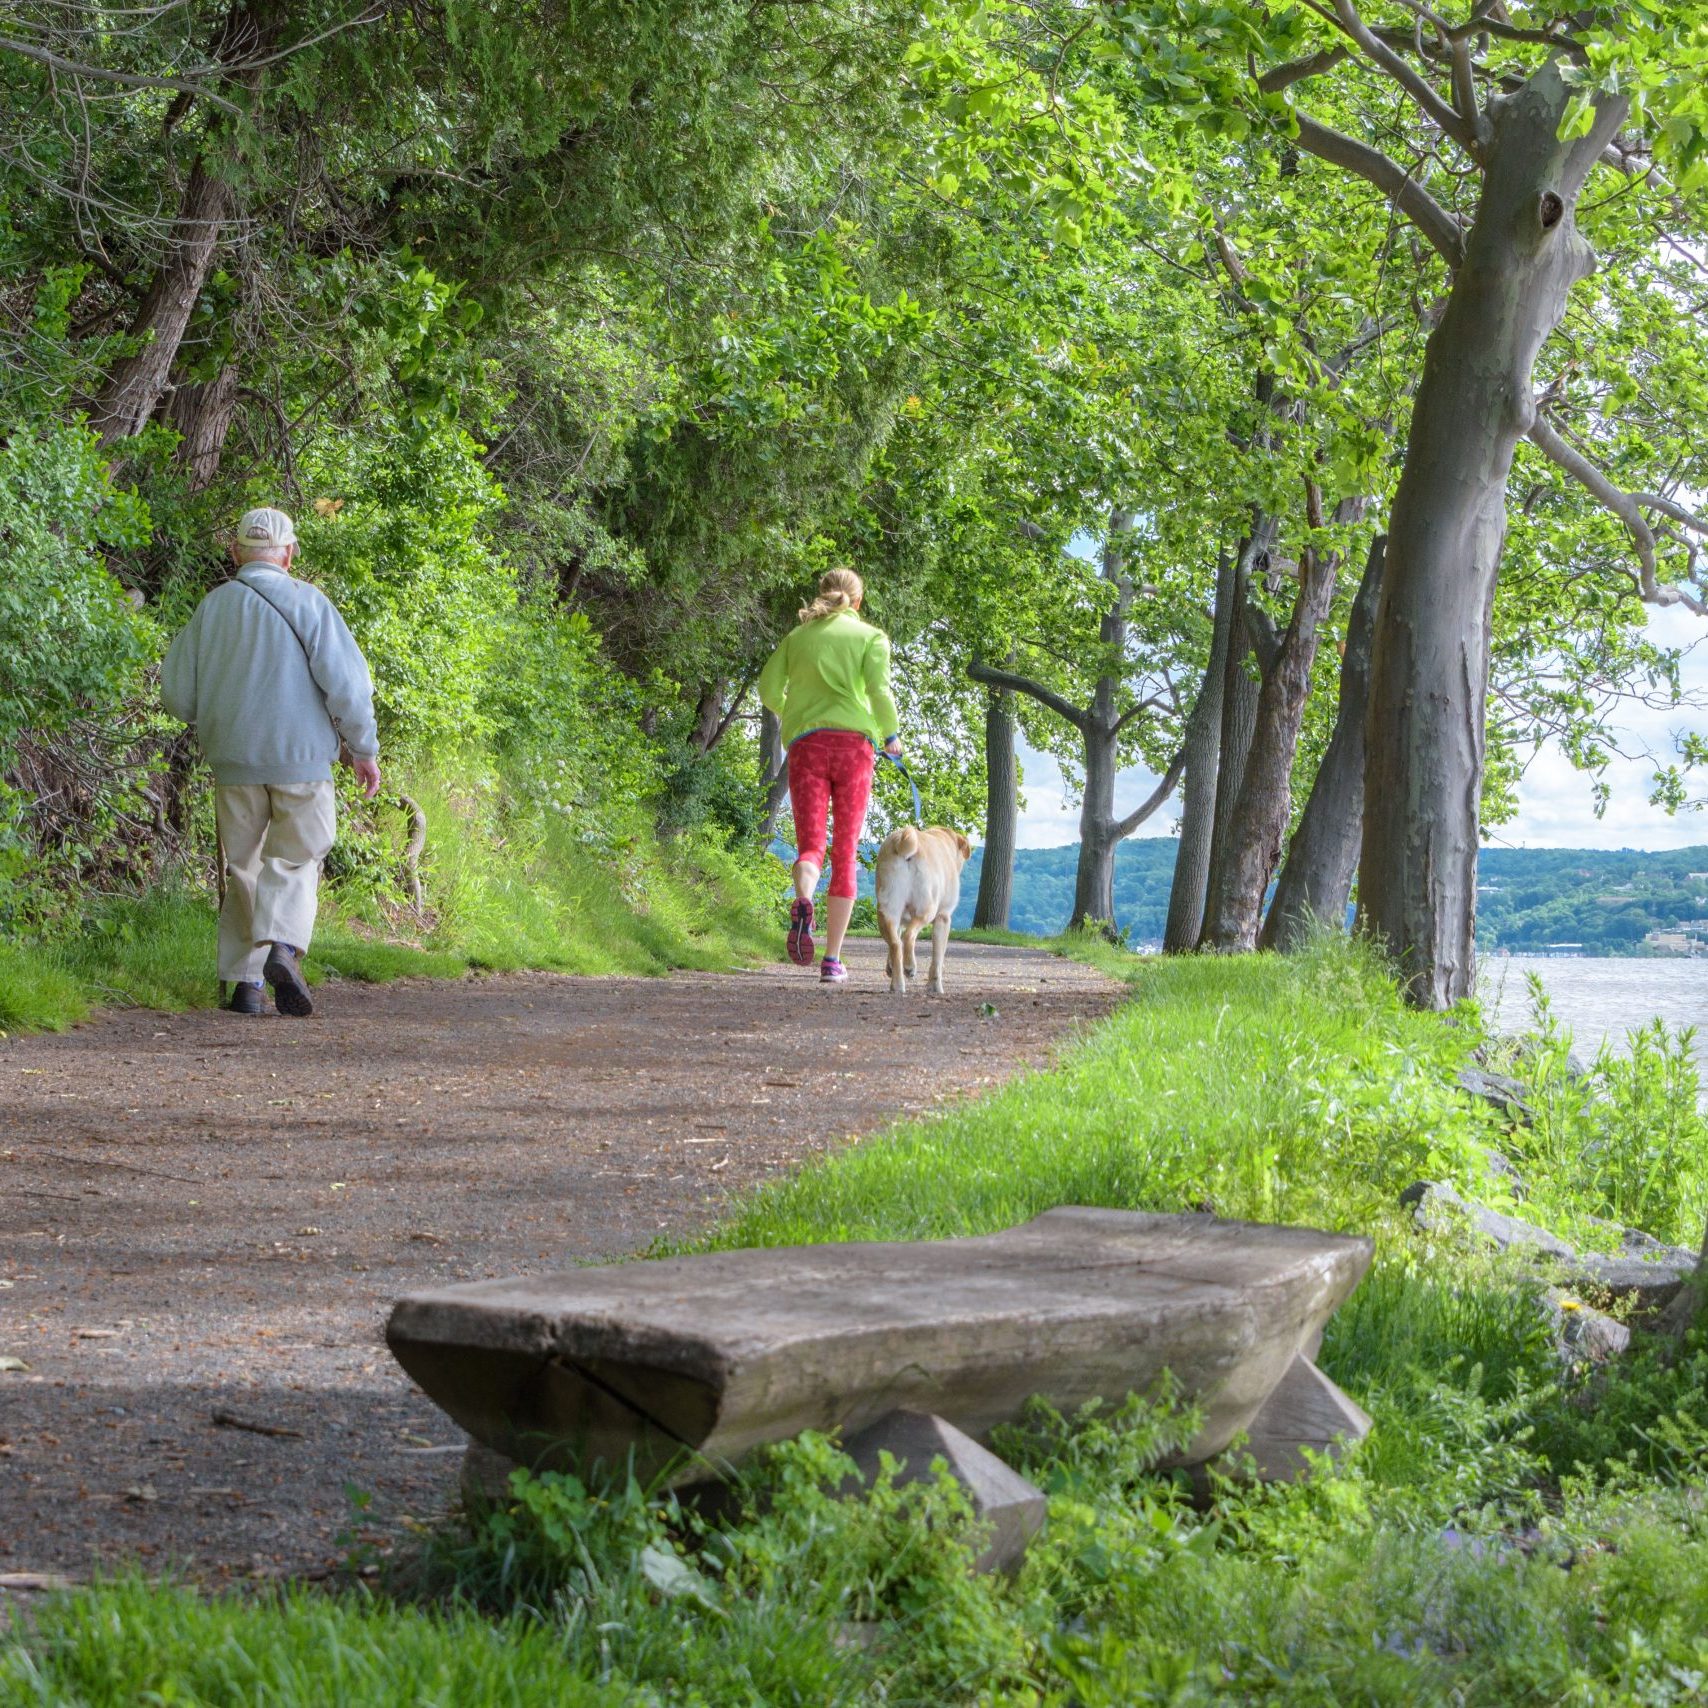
161, 566, 379, 786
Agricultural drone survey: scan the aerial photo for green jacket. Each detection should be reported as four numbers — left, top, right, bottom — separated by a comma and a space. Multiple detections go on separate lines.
757, 610, 900, 749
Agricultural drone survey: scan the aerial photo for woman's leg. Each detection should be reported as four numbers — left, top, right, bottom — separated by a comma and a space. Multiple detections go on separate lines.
786, 738, 831, 963
824, 737, 875, 962
825, 893, 855, 961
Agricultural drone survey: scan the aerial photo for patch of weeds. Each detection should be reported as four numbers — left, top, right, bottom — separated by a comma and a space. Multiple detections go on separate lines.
1495, 978, 1708, 1248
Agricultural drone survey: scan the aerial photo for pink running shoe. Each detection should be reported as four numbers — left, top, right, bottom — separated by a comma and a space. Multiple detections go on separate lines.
787, 898, 816, 966
820, 955, 848, 984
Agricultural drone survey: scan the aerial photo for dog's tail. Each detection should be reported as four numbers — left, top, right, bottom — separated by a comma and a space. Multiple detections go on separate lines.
875, 825, 919, 924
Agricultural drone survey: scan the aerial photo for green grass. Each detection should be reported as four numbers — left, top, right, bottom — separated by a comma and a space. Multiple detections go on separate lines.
0, 766, 780, 1035
8, 937, 1708, 1704
687, 933, 1499, 1251
0, 1579, 620, 1707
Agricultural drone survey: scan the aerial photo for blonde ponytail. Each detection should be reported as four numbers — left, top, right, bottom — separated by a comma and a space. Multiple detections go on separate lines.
798, 567, 864, 625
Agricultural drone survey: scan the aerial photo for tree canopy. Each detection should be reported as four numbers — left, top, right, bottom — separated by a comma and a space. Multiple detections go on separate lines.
4, 0, 1706, 1000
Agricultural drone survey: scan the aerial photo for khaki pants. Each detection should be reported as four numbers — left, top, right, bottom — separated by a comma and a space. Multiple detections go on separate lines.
216, 782, 337, 983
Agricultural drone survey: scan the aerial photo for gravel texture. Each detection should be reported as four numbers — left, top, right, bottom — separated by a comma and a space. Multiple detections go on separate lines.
0, 939, 1118, 1588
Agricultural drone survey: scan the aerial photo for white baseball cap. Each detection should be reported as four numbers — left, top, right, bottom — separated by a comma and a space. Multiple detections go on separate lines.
236, 506, 298, 547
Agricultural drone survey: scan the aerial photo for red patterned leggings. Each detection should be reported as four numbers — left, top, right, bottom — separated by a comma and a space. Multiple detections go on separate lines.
787, 730, 875, 900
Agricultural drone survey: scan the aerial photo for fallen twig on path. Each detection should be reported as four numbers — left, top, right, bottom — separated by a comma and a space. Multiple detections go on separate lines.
25, 1146, 200, 1185
211, 1408, 304, 1439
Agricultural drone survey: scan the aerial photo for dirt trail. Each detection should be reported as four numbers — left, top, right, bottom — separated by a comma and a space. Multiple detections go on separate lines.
0, 940, 1119, 1587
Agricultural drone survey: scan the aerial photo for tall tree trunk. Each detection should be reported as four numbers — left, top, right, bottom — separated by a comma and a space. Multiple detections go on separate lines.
758, 708, 790, 843
166, 363, 241, 490
1069, 511, 1134, 933
1071, 717, 1120, 930
1164, 550, 1235, 953
89, 161, 235, 443
973, 687, 1017, 930
1263, 535, 1387, 951
690, 679, 724, 754
1196, 613, 1259, 948
1360, 64, 1624, 1007
1202, 542, 1341, 952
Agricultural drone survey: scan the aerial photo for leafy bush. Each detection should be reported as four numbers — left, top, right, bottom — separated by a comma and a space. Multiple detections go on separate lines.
0, 418, 156, 904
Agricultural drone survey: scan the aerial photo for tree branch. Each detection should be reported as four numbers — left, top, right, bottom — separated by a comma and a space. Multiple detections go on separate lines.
1527, 412, 1708, 615
1114, 749, 1187, 840
0, 34, 242, 111
1112, 693, 1168, 738
1293, 112, 1465, 268
968, 659, 1089, 732
1256, 46, 1348, 93
1328, 0, 1477, 151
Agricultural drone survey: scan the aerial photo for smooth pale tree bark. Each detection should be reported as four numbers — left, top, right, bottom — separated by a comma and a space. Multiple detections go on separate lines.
1263, 534, 1386, 952
972, 687, 1017, 931
1164, 550, 1235, 953
758, 708, 790, 843
1355, 65, 1629, 1006
970, 511, 1182, 936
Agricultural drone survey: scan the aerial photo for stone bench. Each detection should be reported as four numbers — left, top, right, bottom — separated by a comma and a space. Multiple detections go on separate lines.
387, 1207, 1374, 1529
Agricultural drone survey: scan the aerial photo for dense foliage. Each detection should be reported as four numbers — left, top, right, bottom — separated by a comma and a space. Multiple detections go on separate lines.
4, 0, 1705, 967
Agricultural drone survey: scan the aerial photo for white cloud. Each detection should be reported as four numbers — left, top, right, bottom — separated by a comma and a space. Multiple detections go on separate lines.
1500, 605, 1708, 850
1010, 606, 1708, 853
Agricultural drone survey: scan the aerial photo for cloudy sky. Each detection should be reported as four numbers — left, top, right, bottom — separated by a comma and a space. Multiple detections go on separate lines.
1012, 604, 1708, 852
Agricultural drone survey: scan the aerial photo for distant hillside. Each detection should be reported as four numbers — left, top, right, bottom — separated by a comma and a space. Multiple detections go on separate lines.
845, 841, 1708, 953
849, 839, 1179, 945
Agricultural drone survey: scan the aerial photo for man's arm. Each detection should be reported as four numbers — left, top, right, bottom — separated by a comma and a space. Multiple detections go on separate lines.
302, 592, 381, 790
160, 609, 200, 725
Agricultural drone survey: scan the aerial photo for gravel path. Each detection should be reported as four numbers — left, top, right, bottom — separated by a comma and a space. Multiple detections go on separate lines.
0, 940, 1119, 1589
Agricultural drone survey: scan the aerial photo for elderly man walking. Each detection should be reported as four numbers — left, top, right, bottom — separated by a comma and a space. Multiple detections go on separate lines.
162, 507, 380, 1018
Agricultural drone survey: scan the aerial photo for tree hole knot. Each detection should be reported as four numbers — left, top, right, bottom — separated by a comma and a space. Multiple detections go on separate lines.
1538, 190, 1565, 232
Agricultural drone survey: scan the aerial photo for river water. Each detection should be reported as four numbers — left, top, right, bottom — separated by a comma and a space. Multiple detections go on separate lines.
1480, 957, 1708, 1080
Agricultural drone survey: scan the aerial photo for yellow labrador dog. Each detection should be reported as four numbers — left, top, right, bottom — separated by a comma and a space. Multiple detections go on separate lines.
874, 825, 972, 995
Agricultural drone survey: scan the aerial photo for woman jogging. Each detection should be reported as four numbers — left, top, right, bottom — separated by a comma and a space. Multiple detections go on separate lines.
758, 568, 901, 985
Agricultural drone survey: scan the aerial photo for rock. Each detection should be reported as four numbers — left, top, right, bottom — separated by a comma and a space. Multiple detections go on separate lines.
1481, 1147, 1526, 1195
1565, 1236, 1697, 1310
387, 1207, 1374, 1486
840, 1409, 1046, 1573
1539, 1288, 1630, 1366
1456, 1067, 1535, 1126
1402, 1182, 1697, 1309
1401, 1181, 1575, 1258
1219, 1353, 1373, 1483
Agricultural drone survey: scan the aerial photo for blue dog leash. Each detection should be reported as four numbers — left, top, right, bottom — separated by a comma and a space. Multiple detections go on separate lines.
880, 749, 923, 821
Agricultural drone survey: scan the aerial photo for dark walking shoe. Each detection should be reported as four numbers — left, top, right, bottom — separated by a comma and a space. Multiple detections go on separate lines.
787, 899, 816, 966
263, 943, 314, 1017
225, 981, 268, 1016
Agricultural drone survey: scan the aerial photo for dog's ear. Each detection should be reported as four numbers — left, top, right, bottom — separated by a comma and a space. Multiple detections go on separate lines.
956, 833, 972, 861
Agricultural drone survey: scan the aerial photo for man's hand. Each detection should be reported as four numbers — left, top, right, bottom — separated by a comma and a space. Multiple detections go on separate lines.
883, 737, 903, 759
350, 754, 382, 799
